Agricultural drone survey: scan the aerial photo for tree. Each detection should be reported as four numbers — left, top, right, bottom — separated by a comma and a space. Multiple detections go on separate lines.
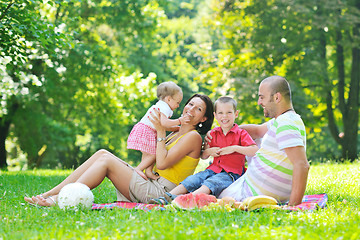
0, 0, 71, 168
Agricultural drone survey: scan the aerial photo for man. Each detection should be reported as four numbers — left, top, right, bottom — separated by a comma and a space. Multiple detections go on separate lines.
217, 75, 309, 205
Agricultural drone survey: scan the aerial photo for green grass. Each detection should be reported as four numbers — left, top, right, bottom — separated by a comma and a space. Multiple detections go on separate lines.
1, 162, 359, 239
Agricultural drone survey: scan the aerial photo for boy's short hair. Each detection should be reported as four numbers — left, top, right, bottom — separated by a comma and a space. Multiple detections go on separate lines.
214, 96, 237, 112
157, 81, 182, 100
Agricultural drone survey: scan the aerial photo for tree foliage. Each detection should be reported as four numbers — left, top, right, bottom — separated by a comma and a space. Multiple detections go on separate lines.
1, 0, 358, 169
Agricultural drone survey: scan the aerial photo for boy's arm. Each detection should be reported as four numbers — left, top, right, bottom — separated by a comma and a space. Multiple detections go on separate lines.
201, 144, 220, 159
217, 129, 259, 156
217, 144, 259, 157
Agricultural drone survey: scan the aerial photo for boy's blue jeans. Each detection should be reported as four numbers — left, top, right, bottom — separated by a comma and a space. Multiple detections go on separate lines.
180, 169, 242, 197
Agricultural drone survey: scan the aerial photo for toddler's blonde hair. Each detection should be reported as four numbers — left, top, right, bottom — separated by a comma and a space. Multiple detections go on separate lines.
157, 81, 182, 100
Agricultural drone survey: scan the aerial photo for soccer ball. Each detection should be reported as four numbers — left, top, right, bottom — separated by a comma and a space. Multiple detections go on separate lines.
58, 182, 94, 210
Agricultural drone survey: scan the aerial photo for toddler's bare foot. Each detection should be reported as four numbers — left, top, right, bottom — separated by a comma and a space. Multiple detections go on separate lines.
145, 169, 160, 180
134, 167, 149, 180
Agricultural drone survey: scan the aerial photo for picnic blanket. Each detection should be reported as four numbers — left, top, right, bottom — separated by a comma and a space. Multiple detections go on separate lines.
92, 193, 328, 212
92, 201, 166, 211
282, 193, 328, 211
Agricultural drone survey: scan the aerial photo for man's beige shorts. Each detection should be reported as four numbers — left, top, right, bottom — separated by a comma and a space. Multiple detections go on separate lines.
116, 170, 177, 203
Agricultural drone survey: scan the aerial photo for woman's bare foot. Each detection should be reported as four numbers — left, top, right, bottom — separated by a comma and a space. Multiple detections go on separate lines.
24, 195, 57, 207
24, 196, 37, 205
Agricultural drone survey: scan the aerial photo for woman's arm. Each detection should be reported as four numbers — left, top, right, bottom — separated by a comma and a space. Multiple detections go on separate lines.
156, 131, 202, 170
149, 109, 202, 170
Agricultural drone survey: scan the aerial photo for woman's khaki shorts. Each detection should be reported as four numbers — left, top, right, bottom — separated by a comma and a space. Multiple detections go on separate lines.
116, 170, 177, 203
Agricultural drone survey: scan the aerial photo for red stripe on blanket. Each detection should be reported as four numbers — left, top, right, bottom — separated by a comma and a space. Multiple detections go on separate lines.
92, 193, 328, 211
92, 201, 165, 211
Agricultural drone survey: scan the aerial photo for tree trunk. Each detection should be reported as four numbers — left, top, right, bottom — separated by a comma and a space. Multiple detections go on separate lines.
0, 99, 19, 169
322, 4, 360, 161
0, 119, 10, 169
342, 17, 360, 161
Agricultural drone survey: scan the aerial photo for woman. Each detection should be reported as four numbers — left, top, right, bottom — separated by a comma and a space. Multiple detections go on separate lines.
24, 94, 214, 206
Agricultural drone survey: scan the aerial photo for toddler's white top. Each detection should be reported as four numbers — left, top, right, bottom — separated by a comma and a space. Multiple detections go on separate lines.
140, 100, 173, 129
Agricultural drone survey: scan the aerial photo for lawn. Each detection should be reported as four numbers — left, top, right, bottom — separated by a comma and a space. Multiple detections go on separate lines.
1, 161, 359, 239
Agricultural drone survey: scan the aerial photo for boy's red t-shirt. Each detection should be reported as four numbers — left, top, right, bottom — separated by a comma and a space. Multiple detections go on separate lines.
206, 124, 256, 175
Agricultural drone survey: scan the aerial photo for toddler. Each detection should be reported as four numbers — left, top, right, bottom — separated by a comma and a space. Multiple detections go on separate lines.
127, 81, 189, 180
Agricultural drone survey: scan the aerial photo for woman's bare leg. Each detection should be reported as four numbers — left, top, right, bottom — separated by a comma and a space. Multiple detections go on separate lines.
24, 149, 133, 206
76, 151, 133, 199
42, 149, 115, 197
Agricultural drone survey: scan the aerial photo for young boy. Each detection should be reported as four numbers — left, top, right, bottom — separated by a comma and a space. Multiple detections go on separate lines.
159, 96, 259, 201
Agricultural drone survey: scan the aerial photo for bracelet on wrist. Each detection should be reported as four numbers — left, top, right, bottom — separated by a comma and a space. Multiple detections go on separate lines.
157, 137, 166, 142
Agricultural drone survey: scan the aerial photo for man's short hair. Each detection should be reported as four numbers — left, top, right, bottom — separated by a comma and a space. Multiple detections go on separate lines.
262, 75, 292, 102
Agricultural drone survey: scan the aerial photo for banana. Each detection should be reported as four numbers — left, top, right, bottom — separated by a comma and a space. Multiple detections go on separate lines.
248, 203, 281, 211
242, 195, 279, 210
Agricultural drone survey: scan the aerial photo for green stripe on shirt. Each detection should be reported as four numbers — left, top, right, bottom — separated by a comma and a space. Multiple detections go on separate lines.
258, 154, 293, 175
245, 178, 258, 196
276, 125, 301, 134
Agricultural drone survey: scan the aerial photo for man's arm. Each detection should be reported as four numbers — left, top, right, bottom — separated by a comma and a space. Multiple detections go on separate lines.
285, 146, 310, 206
239, 122, 268, 140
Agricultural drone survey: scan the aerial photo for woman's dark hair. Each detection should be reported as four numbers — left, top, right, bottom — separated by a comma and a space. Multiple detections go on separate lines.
184, 94, 214, 135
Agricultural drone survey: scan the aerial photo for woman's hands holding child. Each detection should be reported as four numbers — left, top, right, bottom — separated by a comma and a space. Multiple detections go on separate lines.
149, 108, 166, 132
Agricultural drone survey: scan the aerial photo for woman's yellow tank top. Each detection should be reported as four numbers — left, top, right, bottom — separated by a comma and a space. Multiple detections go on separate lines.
154, 130, 200, 185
